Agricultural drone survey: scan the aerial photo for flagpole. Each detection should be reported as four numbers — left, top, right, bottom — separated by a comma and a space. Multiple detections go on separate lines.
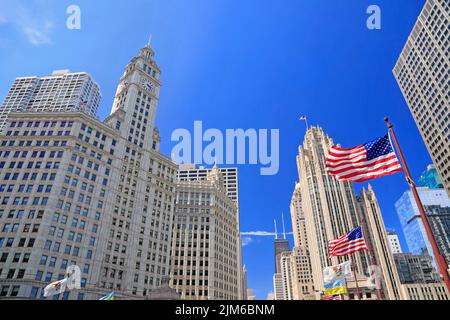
352, 259, 361, 300
299, 116, 309, 130
384, 117, 450, 293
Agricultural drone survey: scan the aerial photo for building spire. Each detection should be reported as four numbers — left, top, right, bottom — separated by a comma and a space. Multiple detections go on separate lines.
274, 219, 278, 240
281, 212, 286, 240
147, 35, 153, 48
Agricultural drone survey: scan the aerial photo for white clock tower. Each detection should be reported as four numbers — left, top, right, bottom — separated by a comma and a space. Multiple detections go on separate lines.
101, 44, 177, 297
111, 44, 162, 151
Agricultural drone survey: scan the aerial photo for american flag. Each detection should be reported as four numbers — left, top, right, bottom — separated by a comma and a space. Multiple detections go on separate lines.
329, 226, 368, 257
325, 134, 402, 183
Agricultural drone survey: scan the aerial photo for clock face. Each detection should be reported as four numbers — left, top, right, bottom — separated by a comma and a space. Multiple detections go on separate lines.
141, 79, 154, 92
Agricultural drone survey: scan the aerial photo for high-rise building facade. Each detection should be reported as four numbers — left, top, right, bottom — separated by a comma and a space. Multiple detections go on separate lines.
0, 70, 101, 132
393, 0, 450, 197
395, 186, 450, 267
169, 166, 240, 300
293, 127, 404, 300
0, 45, 178, 300
177, 164, 239, 206
290, 183, 309, 249
274, 238, 290, 274
290, 247, 315, 300
294, 127, 369, 298
356, 186, 405, 300
97, 44, 177, 298
272, 273, 285, 300
278, 252, 294, 300
401, 282, 450, 300
173, 164, 243, 299
387, 230, 403, 254
289, 183, 315, 300
177, 164, 243, 299
394, 253, 440, 284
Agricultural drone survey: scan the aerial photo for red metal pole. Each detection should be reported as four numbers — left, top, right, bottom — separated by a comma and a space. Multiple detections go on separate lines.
384, 117, 450, 293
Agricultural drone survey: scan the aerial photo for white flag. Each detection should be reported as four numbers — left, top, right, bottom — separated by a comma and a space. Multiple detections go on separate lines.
44, 278, 68, 297
299, 116, 307, 121
323, 261, 353, 282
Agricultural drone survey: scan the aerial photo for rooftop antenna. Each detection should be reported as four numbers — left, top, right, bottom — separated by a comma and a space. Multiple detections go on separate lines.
274, 219, 278, 240
281, 212, 287, 240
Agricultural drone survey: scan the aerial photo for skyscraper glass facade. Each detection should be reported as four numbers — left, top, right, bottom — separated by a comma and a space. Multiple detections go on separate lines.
418, 165, 444, 189
395, 187, 450, 267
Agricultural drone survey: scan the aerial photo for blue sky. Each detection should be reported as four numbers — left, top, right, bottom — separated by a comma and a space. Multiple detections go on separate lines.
0, 0, 429, 299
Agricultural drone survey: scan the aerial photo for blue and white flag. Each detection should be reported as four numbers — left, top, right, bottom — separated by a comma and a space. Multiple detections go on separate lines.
99, 291, 115, 300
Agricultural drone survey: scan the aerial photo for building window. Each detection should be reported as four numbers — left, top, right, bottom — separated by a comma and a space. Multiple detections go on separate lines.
0, 286, 10, 297
30, 287, 39, 299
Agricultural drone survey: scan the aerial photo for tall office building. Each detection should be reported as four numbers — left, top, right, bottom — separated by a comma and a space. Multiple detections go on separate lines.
0, 70, 101, 132
278, 252, 294, 300
393, 0, 450, 197
357, 186, 405, 300
169, 166, 240, 300
294, 127, 369, 297
272, 273, 284, 300
273, 215, 290, 274
401, 282, 449, 300
395, 185, 450, 267
289, 183, 315, 300
98, 44, 177, 298
290, 183, 309, 249
394, 253, 440, 284
177, 164, 243, 299
290, 247, 315, 300
394, 252, 450, 300
274, 239, 290, 275
177, 164, 239, 205
294, 127, 404, 300
271, 216, 291, 300
0, 44, 178, 300
387, 230, 403, 254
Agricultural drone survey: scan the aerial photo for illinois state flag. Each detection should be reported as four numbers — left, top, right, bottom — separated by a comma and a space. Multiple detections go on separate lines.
326, 134, 402, 182
44, 278, 68, 297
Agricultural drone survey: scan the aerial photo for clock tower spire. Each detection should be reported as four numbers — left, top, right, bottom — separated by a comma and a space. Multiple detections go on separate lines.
110, 43, 162, 150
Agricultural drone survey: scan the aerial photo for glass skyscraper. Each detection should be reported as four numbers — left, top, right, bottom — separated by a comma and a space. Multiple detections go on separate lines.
395, 184, 450, 267
418, 165, 444, 189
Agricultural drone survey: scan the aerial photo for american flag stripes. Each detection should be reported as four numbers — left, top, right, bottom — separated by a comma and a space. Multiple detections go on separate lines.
326, 134, 402, 183
329, 226, 368, 257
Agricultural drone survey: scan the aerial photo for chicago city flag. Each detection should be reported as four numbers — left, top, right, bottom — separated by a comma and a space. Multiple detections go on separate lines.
323, 261, 352, 297
329, 226, 368, 257
99, 292, 116, 300
326, 134, 402, 182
